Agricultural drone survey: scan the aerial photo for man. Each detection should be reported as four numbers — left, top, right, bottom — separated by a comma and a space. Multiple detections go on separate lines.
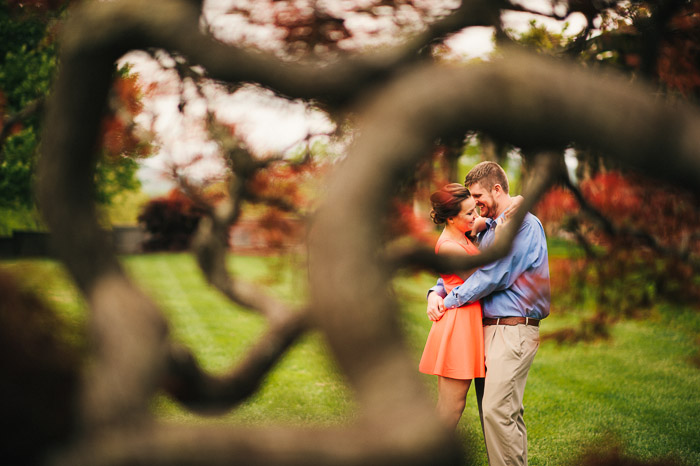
427, 161, 550, 466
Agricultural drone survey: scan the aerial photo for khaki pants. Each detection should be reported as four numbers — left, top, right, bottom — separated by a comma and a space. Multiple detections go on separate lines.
475, 324, 540, 466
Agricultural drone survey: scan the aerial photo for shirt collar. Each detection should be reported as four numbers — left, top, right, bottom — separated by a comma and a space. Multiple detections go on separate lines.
477, 217, 497, 242
487, 210, 510, 226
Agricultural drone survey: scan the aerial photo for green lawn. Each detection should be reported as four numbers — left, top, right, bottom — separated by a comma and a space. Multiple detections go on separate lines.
2, 253, 699, 465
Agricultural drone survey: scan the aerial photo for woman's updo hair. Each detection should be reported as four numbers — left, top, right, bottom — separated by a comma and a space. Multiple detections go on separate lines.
430, 183, 471, 225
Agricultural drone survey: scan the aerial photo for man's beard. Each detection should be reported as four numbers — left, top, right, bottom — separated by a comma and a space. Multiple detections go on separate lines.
480, 202, 496, 219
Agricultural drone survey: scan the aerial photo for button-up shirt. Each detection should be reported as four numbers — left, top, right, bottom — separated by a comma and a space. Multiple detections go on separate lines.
436, 212, 551, 320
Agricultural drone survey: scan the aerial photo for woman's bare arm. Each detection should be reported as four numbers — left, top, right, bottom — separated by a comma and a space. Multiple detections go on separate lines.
436, 240, 475, 281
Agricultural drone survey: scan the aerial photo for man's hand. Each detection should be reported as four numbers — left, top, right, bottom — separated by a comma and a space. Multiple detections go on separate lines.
427, 291, 445, 321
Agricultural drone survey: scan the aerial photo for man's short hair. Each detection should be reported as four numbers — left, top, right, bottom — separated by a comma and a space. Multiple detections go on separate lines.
464, 161, 509, 194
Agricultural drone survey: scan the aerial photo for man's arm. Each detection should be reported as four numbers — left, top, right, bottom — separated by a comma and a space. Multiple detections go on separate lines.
443, 216, 544, 309
428, 277, 446, 298
426, 277, 446, 321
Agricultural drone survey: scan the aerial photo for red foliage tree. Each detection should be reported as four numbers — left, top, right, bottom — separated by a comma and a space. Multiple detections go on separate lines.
138, 189, 210, 251
657, 2, 700, 97
100, 72, 153, 161
537, 171, 700, 324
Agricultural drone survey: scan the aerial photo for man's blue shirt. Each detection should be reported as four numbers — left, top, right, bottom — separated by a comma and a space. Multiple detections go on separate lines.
438, 212, 551, 320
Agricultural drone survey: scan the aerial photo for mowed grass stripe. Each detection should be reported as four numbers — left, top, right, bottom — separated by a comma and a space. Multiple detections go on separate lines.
123, 253, 353, 424
1, 255, 698, 464
128, 254, 224, 365
125, 253, 267, 372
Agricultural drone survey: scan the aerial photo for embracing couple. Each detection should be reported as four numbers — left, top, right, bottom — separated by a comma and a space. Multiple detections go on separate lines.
419, 161, 551, 466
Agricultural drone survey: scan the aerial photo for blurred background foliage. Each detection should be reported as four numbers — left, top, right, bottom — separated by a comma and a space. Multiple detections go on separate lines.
0, 1, 699, 463
0, 0, 153, 232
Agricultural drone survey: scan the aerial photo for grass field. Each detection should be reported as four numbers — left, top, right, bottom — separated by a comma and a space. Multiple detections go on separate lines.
2, 253, 699, 465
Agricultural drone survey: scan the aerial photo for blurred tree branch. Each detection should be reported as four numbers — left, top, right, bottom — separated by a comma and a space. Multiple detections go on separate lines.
163, 309, 309, 414
386, 152, 563, 273
562, 176, 700, 272
32, 0, 700, 465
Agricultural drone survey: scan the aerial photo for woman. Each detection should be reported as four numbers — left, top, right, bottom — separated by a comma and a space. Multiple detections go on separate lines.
419, 183, 485, 430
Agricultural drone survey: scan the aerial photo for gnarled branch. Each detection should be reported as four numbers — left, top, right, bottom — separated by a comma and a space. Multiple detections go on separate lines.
163, 309, 309, 414
386, 152, 563, 273
36, 1, 700, 465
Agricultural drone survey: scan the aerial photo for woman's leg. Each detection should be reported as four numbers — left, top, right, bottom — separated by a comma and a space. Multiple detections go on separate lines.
437, 376, 472, 430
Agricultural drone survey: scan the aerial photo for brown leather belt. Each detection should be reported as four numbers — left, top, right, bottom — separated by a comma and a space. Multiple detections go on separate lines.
483, 317, 540, 327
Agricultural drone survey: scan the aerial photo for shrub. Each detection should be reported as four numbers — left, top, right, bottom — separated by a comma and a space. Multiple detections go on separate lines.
138, 189, 207, 251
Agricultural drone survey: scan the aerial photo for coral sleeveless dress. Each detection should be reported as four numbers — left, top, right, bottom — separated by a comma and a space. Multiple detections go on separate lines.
419, 237, 485, 380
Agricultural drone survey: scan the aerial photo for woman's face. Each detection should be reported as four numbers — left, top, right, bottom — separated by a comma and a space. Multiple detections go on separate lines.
450, 197, 477, 234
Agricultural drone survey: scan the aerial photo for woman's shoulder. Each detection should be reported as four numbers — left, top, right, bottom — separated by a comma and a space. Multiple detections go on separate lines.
436, 239, 465, 255
435, 236, 476, 255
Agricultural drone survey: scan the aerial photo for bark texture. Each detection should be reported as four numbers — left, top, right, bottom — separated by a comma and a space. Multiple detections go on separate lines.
35, 0, 700, 464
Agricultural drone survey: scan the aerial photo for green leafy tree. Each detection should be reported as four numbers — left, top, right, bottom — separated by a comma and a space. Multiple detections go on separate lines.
0, 2, 57, 208
0, 1, 152, 220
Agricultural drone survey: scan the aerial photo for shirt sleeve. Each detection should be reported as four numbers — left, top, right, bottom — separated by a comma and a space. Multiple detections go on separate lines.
443, 217, 544, 309
427, 277, 446, 299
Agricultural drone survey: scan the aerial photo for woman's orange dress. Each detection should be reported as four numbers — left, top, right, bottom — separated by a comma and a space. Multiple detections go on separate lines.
419, 237, 485, 380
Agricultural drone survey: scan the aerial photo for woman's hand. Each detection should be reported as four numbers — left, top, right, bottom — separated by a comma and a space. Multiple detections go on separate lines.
427, 292, 445, 321
495, 195, 523, 240
503, 194, 524, 220
471, 216, 488, 235
494, 216, 506, 239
